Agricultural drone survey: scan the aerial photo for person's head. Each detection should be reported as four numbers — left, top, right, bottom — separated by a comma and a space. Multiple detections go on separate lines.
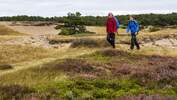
129, 16, 134, 20
108, 12, 113, 18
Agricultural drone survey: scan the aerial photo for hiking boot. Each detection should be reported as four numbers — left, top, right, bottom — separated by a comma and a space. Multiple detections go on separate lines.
137, 46, 140, 50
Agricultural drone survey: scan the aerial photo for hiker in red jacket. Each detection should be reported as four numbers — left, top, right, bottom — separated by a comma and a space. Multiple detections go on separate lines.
106, 13, 117, 48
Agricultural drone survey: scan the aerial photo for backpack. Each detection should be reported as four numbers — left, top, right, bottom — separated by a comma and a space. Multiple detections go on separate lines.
114, 17, 120, 29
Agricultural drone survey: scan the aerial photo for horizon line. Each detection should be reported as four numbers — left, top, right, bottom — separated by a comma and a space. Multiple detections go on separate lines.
0, 11, 176, 17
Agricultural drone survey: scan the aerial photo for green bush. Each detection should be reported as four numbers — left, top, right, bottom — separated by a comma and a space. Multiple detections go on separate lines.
58, 12, 87, 35
59, 28, 76, 35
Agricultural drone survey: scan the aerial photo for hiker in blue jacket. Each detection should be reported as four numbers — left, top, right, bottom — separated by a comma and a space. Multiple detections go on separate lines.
126, 16, 140, 50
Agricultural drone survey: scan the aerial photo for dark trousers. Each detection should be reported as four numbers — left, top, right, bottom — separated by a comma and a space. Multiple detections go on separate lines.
131, 34, 140, 50
107, 33, 115, 48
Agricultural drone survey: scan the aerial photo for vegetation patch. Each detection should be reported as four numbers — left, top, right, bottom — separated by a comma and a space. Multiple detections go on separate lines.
43, 59, 108, 77
0, 79, 176, 100
0, 49, 177, 99
0, 85, 33, 100
33, 79, 177, 99
70, 38, 109, 48
84, 49, 177, 82
117, 94, 177, 100
0, 64, 13, 70
0, 45, 57, 64
131, 57, 177, 83
56, 12, 90, 35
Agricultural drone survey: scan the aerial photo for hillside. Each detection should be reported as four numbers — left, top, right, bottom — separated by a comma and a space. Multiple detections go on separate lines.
0, 22, 177, 100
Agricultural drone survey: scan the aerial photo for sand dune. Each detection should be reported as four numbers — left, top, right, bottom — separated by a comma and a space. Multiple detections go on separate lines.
0, 21, 59, 35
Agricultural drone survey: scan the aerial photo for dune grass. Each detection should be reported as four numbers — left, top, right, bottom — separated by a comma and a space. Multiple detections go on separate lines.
0, 45, 55, 64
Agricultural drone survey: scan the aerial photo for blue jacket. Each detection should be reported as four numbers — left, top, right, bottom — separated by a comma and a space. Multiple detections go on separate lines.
126, 20, 139, 34
114, 16, 120, 30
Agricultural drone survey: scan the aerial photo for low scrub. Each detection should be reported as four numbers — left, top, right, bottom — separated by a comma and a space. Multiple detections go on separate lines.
70, 38, 109, 48
33, 78, 177, 99
0, 85, 33, 100
43, 59, 107, 77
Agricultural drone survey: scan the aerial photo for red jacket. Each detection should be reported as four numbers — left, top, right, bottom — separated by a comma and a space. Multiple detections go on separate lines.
106, 17, 117, 33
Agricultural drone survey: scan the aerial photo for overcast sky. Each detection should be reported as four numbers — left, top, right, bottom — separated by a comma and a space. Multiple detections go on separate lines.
0, 0, 177, 16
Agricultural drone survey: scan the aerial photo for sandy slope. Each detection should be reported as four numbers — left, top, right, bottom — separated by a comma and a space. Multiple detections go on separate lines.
0, 22, 65, 48
0, 21, 59, 35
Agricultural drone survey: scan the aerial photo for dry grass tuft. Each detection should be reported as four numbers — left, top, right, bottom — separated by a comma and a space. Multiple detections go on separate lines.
0, 45, 56, 64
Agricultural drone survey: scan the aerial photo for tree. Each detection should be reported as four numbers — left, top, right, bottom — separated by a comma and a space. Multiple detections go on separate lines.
57, 12, 86, 35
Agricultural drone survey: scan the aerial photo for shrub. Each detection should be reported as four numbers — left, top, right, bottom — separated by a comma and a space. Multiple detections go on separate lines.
57, 12, 87, 35
59, 27, 76, 35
